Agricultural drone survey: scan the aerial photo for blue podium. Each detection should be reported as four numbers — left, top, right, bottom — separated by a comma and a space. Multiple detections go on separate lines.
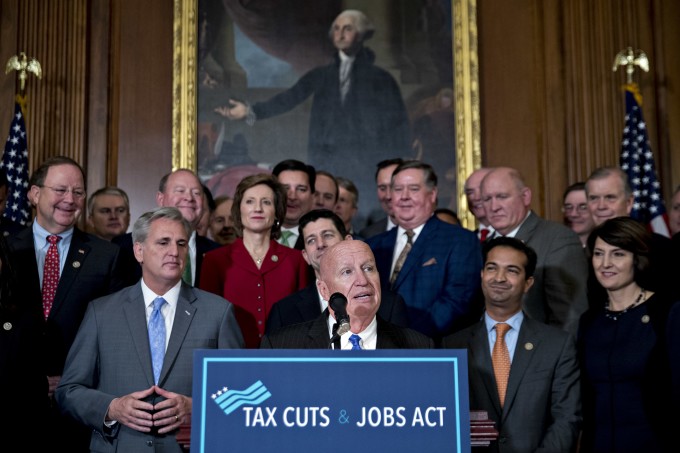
191, 349, 470, 453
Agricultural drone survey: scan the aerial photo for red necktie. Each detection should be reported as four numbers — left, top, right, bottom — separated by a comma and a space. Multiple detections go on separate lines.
42, 235, 62, 319
480, 228, 489, 242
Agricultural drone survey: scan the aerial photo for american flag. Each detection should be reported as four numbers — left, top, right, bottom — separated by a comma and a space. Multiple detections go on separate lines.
1, 98, 31, 225
619, 85, 670, 237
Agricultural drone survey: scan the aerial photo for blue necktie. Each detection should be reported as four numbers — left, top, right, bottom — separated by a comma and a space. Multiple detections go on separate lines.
349, 334, 362, 350
148, 297, 167, 384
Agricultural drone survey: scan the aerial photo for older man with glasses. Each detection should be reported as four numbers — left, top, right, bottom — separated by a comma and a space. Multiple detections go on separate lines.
7, 155, 126, 452
562, 182, 594, 248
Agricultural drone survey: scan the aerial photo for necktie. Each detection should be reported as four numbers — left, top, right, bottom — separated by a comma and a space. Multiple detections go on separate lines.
480, 228, 489, 242
41, 235, 62, 319
349, 334, 362, 350
280, 230, 293, 247
148, 297, 167, 384
182, 253, 192, 285
339, 59, 351, 102
492, 323, 511, 407
390, 229, 414, 285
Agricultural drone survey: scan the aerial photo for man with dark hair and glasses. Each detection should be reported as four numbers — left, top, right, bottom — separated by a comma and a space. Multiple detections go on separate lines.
561, 181, 593, 248
7, 155, 126, 452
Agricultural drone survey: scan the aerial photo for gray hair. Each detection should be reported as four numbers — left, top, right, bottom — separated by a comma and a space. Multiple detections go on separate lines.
132, 207, 192, 244
87, 186, 130, 217
585, 166, 633, 198
329, 9, 375, 42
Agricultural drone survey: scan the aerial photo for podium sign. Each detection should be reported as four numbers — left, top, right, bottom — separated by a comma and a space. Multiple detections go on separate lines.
191, 350, 470, 453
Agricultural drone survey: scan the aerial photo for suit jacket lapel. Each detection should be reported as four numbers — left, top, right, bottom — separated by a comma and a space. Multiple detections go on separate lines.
469, 321, 504, 418
501, 318, 537, 418
393, 216, 437, 288
123, 284, 157, 386
10, 227, 41, 303
375, 316, 401, 348
52, 229, 91, 317
306, 313, 332, 348
515, 211, 538, 242
160, 283, 197, 385
298, 284, 323, 320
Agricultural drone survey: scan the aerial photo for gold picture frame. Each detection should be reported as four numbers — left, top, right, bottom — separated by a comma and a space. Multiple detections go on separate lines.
172, 0, 480, 228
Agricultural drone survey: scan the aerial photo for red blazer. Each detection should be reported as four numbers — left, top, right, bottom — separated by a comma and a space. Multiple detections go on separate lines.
199, 238, 310, 348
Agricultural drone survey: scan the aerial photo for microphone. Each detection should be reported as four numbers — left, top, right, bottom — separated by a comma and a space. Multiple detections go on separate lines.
329, 293, 350, 346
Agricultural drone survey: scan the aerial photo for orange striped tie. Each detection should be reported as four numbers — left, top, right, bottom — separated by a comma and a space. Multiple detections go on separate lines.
492, 323, 511, 407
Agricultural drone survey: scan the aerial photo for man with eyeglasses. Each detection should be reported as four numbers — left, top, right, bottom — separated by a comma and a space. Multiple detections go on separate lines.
585, 166, 678, 301
86, 186, 131, 241
7, 155, 126, 452
562, 182, 594, 248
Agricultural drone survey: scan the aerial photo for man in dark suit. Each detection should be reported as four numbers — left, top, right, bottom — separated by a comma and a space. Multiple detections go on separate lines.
261, 239, 432, 349
272, 159, 316, 249
266, 209, 408, 333
442, 237, 581, 452
56, 207, 244, 453
113, 168, 219, 287
7, 156, 126, 452
366, 160, 482, 341
359, 158, 402, 239
464, 167, 494, 241
481, 166, 589, 336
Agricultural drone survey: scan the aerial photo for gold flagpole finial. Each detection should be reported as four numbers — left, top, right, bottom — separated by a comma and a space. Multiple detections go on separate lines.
612, 47, 649, 84
5, 52, 42, 93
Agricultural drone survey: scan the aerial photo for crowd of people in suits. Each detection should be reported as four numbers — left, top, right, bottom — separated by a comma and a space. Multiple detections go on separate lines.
0, 151, 678, 452
2, 6, 680, 451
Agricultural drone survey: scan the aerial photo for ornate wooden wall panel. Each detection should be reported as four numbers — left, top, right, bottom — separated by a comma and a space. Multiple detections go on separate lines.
479, 0, 677, 222
12, 0, 89, 175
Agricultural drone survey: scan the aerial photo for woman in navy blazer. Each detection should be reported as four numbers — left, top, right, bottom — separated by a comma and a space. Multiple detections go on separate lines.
200, 174, 309, 348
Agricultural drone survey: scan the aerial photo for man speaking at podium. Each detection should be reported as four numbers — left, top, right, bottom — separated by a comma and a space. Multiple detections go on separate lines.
260, 240, 432, 349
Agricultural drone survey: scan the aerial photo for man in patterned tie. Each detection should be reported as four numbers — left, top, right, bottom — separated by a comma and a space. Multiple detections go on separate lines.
442, 237, 581, 452
260, 239, 432, 350
366, 160, 482, 342
56, 207, 244, 452
7, 156, 125, 452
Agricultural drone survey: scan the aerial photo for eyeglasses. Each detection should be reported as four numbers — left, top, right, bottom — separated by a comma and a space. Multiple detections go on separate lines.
40, 185, 86, 200
562, 203, 588, 213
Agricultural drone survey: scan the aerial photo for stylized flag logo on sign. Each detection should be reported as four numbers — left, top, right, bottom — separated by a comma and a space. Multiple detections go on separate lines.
212, 380, 271, 415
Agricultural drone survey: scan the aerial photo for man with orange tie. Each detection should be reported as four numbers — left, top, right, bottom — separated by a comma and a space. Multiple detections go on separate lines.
7, 156, 125, 452
442, 237, 581, 452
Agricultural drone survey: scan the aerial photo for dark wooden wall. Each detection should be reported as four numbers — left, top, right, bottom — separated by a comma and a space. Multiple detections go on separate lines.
0, 0, 678, 225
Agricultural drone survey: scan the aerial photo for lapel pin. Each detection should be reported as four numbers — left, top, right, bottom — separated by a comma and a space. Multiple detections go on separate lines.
271, 255, 279, 262
3, 322, 12, 331
78, 249, 85, 254
185, 310, 191, 316
641, 315, 650, 324
72, 261, 81, 268
524, 342, 534, 350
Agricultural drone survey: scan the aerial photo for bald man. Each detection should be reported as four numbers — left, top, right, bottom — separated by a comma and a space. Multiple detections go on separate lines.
260, 240, 432, 349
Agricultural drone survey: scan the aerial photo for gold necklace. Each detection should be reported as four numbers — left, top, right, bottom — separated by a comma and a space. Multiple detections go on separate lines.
604, 289, 646, 321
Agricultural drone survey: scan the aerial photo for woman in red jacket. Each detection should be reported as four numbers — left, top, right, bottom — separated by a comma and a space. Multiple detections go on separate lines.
200, 173, 310, 347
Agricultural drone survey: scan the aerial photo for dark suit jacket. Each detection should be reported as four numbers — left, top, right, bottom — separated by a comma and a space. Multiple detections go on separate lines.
55, 282, 244, 453
512, 212, 590, 336
7, 226, 125, 375
443, 315, 581, 452
367, 216, 482, 339
266, 283, 410, 334
359, 217, 388, 239
113, 231, 219, 287
260, 312, 434, 349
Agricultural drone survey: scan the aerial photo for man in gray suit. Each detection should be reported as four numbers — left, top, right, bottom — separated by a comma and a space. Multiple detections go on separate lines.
481, 166, 588, 336
443, 237, 581, 452
261, 240, 432, 349
56, 207, 244, 452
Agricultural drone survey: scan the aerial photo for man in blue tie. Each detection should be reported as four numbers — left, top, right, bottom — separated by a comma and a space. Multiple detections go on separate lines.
260, 239, 432, 350
56, 207, 244, 452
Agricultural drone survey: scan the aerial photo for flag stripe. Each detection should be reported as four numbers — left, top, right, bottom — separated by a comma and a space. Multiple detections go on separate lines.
1, 98, 31, 225
619, 85, 670, 237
